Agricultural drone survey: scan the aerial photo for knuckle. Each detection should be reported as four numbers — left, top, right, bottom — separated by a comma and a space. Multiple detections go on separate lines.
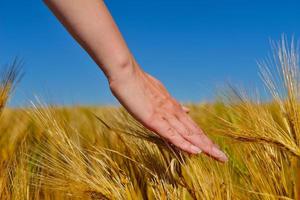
186, 129, 194, 136
179, 127, 188, 135
156, 99, 165, 108
164, 101, 174, 110
167, 128, 177, 137
179, 140, 190, 149
178, 126, 193, 137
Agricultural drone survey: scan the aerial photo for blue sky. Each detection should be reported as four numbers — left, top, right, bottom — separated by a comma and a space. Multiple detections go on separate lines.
1, 0, 300, 106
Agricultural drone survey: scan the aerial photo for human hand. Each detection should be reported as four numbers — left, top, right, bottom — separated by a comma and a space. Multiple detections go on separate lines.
109, 65, 228, 162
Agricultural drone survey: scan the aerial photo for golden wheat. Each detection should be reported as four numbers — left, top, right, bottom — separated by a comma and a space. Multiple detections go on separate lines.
0, 38, 300, 199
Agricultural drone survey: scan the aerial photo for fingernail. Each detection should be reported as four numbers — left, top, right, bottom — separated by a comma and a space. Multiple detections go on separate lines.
212, 146, 228, 162
191, 145, 202, 154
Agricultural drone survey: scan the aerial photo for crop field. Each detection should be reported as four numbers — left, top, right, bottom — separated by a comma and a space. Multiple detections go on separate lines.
1, 39, 300, 199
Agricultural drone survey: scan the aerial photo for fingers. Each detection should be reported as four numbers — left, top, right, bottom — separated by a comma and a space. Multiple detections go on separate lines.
181, 105, 190, 113
164, 114, 189, 136
147, 117, 202, 154
176, 111, 228, 162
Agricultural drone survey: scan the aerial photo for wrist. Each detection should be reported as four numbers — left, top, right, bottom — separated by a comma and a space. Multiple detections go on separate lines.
107, 57, 141, 88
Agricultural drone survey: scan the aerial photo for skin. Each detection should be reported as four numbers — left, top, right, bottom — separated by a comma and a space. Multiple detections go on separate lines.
44, 0, 228, 162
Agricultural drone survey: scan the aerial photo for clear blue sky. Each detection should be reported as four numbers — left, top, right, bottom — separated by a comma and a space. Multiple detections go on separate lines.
1, 0, 300, 106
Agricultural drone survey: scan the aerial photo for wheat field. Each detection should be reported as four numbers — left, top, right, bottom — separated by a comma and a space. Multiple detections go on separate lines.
1, 38, 300, 199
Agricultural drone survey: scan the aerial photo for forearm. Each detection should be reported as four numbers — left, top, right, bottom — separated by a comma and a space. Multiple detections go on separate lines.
44, 0, 137, 82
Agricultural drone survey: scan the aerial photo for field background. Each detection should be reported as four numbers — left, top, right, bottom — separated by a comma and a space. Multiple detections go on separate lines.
1, 39, 300, 199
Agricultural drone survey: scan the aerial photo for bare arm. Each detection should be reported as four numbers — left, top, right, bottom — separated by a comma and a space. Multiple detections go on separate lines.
44, 0, 227, 162
44, 0, 134, 81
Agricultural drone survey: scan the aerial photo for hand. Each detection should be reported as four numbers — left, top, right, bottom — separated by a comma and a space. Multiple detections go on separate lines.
109, 65, 228, 162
